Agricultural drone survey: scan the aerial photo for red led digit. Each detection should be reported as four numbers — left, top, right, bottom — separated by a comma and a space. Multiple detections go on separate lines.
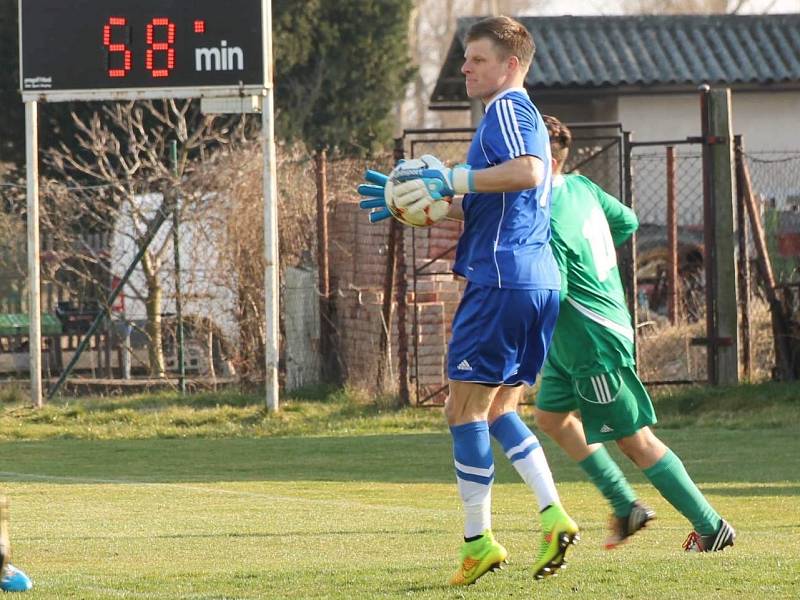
103, 16, 132, 78
194, 20, 205, 34
146, 18, 176, 78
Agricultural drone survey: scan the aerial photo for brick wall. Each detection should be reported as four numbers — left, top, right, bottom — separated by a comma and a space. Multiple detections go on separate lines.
329, 199, 463, 402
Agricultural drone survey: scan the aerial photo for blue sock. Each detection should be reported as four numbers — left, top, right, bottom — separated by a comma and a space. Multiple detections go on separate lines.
489, 412, 559, 510
450, 421, 494, 538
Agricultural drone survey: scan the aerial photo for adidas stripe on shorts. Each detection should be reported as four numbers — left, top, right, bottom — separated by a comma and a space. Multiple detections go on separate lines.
537, 362, 657, 444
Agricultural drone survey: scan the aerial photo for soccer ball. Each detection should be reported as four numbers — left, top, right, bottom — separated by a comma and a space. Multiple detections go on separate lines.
385, 160, 452, 228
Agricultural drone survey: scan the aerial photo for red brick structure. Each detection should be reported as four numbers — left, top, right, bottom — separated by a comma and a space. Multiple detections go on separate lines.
329, 200, 464, 401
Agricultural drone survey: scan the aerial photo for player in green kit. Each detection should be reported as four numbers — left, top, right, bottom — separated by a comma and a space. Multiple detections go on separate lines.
534, 115, 735, 553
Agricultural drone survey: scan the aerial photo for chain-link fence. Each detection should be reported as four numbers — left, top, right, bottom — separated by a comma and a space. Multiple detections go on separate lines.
2, 108, 798, 397
746, 151, 800, 284
631, 146, 800, 383
0, 132, 328, 388
628, 144, 707, 383
401, 130, 800, 392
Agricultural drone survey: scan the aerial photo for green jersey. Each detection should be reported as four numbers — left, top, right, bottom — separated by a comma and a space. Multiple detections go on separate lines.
547, 174, 639, 377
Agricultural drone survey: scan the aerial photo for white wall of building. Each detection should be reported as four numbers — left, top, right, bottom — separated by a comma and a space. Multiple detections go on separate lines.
618, 91, 800, 152
110, 193, 238, 341
615, 90, 800, 229
729, 92, 800, 153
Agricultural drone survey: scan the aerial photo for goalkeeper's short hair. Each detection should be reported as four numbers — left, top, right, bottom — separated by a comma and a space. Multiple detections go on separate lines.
466, 16, 534, 70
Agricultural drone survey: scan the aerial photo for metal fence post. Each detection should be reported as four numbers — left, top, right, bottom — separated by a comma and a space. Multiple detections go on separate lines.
25, 100, 43, 407
621, 131, 639, 365
393, 137, 410, 405
666, 146, 679, 324
378, 218, 399, 392
733, 135, 752, 381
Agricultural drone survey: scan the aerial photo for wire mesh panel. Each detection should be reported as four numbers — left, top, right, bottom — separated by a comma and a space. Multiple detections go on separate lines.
402, 125, 625, 404
563, 123, 624, 200
745, 151, 800, 284
744, 151, 800, 379
629, 143, 708, 383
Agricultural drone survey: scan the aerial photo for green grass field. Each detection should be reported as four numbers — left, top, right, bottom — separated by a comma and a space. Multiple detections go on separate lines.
0, 383, 799, 598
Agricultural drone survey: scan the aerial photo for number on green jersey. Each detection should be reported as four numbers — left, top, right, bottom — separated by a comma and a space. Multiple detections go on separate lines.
581, 207, 617, 282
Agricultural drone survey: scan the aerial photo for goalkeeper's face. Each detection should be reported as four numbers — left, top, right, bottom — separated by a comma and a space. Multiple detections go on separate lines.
462, 38, 519, 102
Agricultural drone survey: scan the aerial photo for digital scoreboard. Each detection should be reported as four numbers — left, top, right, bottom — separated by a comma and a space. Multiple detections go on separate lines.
19, 0, 267, 102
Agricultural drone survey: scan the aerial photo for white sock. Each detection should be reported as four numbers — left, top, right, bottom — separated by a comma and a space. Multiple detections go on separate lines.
459, 480, 492, 538
451, 421, 495, 538
490, 413, 560, 512
511, 444, 560, 511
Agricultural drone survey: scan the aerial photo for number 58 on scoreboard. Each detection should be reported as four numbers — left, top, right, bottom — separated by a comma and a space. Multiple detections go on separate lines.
19, 0, 268, 102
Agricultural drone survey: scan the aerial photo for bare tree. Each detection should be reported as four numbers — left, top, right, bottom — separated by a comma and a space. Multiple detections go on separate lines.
0, 163, 26, 314
189, 141, 319, 380
42, 100, 243, 377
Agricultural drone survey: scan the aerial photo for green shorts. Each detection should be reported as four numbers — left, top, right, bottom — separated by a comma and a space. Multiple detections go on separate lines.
536, 362, 657, 444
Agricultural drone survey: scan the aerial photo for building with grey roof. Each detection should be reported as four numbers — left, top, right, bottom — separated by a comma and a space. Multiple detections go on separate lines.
431, 14, 800, 152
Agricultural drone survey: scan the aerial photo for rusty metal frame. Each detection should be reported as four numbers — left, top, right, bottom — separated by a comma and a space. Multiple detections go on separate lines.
628, 135, 707, 385
401, 124, 626, 405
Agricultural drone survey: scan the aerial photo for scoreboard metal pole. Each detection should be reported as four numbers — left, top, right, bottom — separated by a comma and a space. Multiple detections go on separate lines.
263, 97, 279, 413
262, 0, 279, 413
25, 101, 43, 408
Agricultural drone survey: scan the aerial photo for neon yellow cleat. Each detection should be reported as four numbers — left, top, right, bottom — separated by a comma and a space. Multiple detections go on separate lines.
449, 530, 508, 586
533, 504, 580, 580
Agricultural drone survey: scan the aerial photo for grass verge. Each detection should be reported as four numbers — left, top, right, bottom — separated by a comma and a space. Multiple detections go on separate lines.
1, 380, 798, 441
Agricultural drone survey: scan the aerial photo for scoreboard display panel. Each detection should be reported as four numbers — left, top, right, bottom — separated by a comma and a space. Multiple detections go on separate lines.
19, 0, 267, 101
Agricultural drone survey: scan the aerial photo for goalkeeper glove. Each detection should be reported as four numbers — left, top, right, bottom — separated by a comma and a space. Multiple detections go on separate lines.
357, 169, 393, 223
356, 157, 438, 223
392, 154, 473, 205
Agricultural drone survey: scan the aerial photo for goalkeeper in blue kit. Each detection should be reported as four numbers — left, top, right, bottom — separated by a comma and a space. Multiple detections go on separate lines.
535, 115, 735, 553
359, 16, 578, 587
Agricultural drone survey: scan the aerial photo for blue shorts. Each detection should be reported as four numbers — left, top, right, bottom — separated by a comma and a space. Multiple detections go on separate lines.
447, 282, 559, 386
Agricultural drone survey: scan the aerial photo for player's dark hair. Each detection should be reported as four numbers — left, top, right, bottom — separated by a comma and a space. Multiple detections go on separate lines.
466, 16, 535, 70
544, 114, 572, 167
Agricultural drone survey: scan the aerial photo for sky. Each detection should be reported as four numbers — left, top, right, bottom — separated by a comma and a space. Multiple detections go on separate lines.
537, 0, 800, 14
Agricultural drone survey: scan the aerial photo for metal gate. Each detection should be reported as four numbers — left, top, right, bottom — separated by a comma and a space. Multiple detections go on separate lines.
395, 109, 794, 403
400, 123, 628, 405
626, 137, 709, 385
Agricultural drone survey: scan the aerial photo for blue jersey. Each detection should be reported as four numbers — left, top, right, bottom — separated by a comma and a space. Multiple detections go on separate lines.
452, 88, 559, 290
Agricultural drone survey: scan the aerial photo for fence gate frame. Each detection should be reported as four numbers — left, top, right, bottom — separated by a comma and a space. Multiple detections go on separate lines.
628, 89, 745, 387
626, 135, 708, 385
399, 123, 628, 405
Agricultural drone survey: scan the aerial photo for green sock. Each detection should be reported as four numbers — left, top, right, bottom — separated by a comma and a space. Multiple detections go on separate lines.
579, 446, 637, 518
643, 449, 721, 535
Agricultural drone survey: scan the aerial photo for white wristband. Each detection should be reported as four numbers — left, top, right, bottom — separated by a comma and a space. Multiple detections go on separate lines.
451, 166, 474, 195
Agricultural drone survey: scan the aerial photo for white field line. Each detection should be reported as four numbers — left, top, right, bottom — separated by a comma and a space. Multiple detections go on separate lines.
0, 471, 455, 516
81, 585, 176, 599
82, 584, 255, 600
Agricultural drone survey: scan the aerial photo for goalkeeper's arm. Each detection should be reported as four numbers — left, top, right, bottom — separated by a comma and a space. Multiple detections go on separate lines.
470, 155, 546, 192
448, 197, 465, 221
